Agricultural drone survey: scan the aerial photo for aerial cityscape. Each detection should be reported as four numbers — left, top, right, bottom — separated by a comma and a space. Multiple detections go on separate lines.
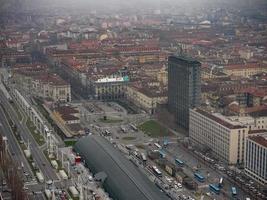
0, 0, 266, 199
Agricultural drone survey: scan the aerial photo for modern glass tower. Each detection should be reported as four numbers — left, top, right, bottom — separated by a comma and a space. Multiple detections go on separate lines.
168, 55, 201, 130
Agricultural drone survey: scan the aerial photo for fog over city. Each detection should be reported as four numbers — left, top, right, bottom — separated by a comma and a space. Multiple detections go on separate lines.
1, 0, 266, 12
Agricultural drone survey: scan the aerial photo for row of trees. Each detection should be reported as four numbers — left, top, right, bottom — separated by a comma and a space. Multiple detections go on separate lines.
0, 135, 28, 200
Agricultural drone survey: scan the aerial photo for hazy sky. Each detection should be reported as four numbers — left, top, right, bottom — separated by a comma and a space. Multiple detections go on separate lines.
0, 0, 266, 12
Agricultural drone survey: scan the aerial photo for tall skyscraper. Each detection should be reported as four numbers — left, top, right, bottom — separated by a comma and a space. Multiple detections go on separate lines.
168, 55, 201, 130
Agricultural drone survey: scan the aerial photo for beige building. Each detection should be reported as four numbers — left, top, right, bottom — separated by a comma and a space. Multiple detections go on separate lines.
239, 49, 253, 60
127, 85, 167, 114
223, 63, 266, 77
14, 71, 71, 103
201, 67, 228, 80
189, 108, 249, 165
32, 74, 71, 102
157, 69, 168, 86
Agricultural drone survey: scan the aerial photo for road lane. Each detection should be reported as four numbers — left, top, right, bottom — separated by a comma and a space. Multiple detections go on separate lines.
0, 90, 58, 181
0, 105, 35, 181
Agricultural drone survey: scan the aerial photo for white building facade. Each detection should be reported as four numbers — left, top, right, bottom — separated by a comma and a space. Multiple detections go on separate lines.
245, 133, 267, 185
189, 109, 249, 165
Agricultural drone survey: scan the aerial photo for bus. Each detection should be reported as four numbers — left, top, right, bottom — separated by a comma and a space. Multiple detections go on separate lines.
194, 173, 205, 182
130, 124, 138, 131
159, 150, 166, 158
218, 177, 224, 188
175, 158, 184, 167
231, 187, 237, 196
151, 166, 162, 177
209, 184, 220, 195
154, 143, 162, 149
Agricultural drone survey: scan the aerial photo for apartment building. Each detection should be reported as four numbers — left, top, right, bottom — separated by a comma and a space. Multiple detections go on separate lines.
223, 63, 266, 77
126, 84, 167, 114
245, 132, 267, 185
12, 65, 71, 103
31, 74, 71, 102
92, 76, 129, 101
189, 108, 249, 165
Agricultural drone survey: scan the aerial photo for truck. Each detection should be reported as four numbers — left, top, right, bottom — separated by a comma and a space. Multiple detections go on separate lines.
24, 149, 31, 158
59, 170, 68, 180
36, 172, 44, 183
50, 160, 58, 169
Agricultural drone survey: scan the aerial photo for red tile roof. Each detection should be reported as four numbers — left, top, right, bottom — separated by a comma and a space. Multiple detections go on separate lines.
35, 73, 68, 86
105, 46, 160, 53
55, 106, 79, 114
239, 87, 267, 97
61, 114, 79, 121
229, 104, 267, 114
68, 40, 100, 50
224, 63, 262, 70
249, 134, 267, 148
248, 129, 267, 135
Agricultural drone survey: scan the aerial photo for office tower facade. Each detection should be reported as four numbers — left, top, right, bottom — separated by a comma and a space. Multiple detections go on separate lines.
168, 56, 201, 129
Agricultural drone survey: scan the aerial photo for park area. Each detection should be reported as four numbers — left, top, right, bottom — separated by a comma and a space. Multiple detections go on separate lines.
138, 120, 173, 137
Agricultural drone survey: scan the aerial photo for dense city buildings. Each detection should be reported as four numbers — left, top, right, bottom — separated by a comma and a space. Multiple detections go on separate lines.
0, 0, 267, 199
245, 132, 267, 185
168, 56, 201, 130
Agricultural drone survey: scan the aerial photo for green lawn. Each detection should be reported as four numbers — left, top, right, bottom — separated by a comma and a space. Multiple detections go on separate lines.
26, 118, 45, 146
135, 144, 145, 149
64, 140, 77, 147
138, 120, 172, 137
99, 117, 123, 123
122, 136, 136, 141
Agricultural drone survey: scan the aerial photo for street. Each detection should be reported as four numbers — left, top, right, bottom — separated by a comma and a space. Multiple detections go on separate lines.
0, 90, 58, 180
